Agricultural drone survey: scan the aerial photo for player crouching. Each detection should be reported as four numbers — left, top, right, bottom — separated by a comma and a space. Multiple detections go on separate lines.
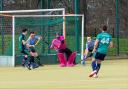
26, 47, 40, 70
50, 33, 76, 67
81, 37, 95, 65
26, 32, 42, 70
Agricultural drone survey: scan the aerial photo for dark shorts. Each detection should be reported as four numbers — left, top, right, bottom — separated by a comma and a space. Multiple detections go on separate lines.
95, 52, 106, 61
58, 48, 76, 64
58, 48, 72, 59
29, 47, 36, 53
88, 48, 93, 52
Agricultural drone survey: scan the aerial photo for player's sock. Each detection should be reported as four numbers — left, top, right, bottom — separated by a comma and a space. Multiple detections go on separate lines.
27, 56, 34, 70
96, 63, 101, 74
81, 60, 85, 65
22, 56, 28, 67
91, 60, 96, 71
83, 55, 87, 60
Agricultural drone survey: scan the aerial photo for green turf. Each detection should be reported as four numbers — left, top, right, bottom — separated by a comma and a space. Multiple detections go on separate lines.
0, 59, 127, 89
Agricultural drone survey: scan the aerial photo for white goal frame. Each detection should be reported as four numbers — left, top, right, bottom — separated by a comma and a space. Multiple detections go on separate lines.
0, 8, 84, 67
0, 8, 65, 67
13, 14, 85, 66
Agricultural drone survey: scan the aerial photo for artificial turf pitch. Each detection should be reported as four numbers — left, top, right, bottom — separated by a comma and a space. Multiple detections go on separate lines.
0, 59, 127, 89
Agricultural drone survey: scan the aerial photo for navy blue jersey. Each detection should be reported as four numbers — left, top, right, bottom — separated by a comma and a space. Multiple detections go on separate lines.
86, 40, 95, 51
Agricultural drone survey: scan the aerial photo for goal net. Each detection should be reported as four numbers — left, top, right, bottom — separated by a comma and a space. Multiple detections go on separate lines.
0, 9, 84, 67
0, 8, 65, 66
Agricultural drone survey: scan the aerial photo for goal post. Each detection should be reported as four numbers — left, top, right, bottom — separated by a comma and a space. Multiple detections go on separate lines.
0, 8, 65, 67
13, 14, 85, 66
0, 9, 84, 67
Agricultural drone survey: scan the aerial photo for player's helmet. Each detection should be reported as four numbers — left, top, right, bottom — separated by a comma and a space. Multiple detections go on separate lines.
56, 32, 61, 38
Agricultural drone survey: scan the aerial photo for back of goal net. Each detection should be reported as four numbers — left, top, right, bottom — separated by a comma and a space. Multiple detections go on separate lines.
14, 15, 84, 59
0, 11, 84, 66
0, 9, 66, 66
0, 8, 65, 56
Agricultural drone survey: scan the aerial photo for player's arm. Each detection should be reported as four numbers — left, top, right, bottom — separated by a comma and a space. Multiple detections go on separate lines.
22, 40, 27, 45
109, 36, 113, 48
84, 43, 89, 55
109, 41, 113, 48
26, 40, 35, 48
92, 39, 99, 53
35, 36, 42, 46
28, 44, 35, 47
50, 39, 60, 49
22, 37, 29, 45
92, 34, 100, 53
50, 44, 54, 49
25, 35, 31, 45
50, 39, 55, 49
59, 36, 65, 44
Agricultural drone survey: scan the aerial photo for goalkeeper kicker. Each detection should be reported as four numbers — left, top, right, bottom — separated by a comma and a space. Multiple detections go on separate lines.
50, 33, 76, 67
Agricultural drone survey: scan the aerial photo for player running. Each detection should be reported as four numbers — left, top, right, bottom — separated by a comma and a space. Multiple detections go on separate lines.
50, 33, 76, 67
89, 25, 113, 78
81, 37, 95, 65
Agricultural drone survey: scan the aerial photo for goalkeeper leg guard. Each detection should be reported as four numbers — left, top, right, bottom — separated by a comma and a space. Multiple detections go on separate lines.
57, 53, 67, 67
67, 52, 76, 67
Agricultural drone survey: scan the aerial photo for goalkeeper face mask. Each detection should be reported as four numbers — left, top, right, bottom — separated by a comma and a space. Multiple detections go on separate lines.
56, 33, 60, 38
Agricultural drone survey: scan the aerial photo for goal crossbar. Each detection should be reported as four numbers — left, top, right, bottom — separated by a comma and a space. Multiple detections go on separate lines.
14, 14, 84, 17
0, 9, 66, 67
12, 14, 84, 67
0, 8, 65, 14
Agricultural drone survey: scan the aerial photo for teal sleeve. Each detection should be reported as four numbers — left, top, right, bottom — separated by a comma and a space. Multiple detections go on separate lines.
110, 35, 112, 42
96, 34, 100, 40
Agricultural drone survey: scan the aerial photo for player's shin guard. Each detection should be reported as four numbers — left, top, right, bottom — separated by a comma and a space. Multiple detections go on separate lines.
57, 53, 67, 67
67, 52, 76, 67
27, 56, 35, 70
96, 63, 101, 74
91, 61, 97, 71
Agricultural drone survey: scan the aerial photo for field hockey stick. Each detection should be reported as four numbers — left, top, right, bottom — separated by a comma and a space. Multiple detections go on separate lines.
40, 31, 50, 45
43, 40, 50, 45
80, 52, 93, 63
42, 36, 50, 45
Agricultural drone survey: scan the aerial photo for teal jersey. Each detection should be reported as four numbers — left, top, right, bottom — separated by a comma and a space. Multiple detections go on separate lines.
96, 32, 112, 54
19, 34, 26, 51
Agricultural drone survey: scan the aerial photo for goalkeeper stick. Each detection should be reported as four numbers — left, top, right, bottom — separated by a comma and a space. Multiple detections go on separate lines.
41, 32, 50, 45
